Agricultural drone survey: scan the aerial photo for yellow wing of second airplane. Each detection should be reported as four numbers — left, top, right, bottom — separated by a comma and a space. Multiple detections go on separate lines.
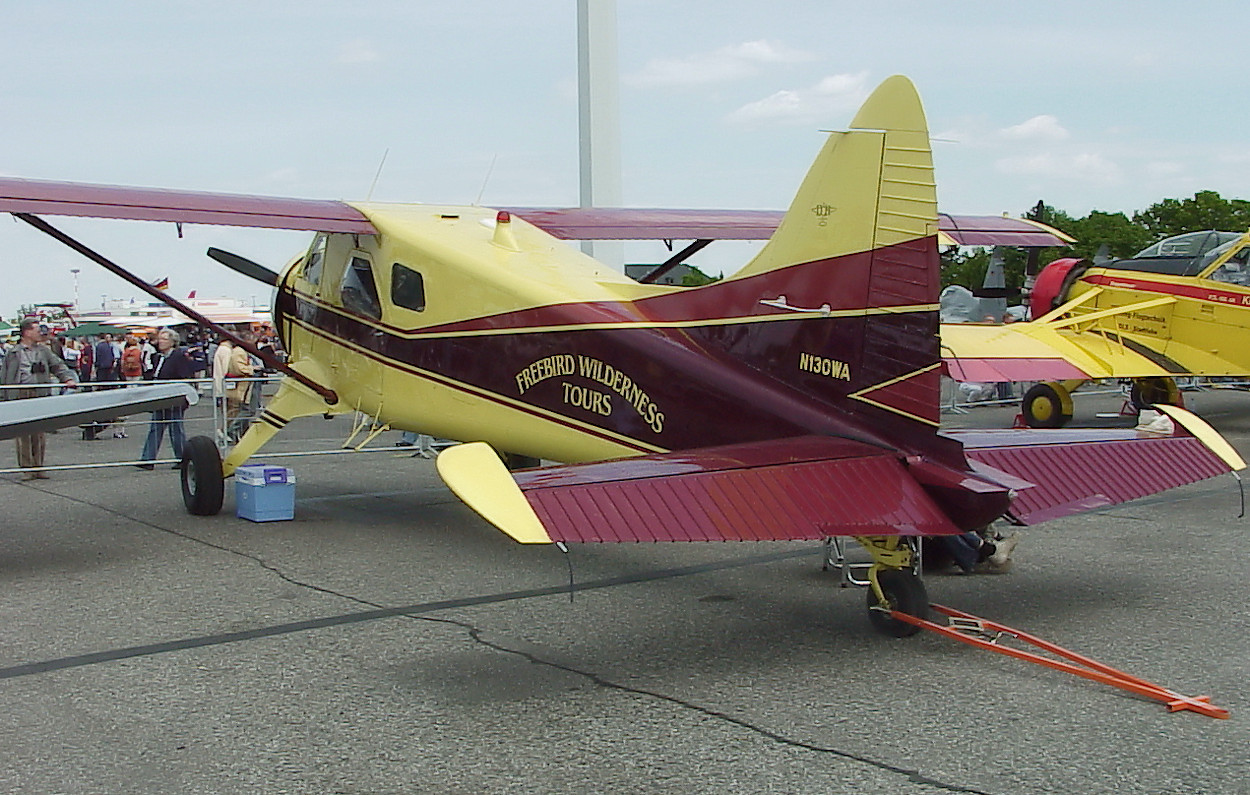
941, 320, 1175, 383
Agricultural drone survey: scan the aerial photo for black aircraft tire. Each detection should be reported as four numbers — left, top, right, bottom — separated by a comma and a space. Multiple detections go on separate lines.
1130, 377, 1177, 411
866, 569, 929, 638
1022, 383, 1070, 429
181, 435, 225, 516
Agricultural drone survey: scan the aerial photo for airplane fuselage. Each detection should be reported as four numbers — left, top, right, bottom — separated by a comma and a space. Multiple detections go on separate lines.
269, 206, 960, 470
1066, 263, 1250, 376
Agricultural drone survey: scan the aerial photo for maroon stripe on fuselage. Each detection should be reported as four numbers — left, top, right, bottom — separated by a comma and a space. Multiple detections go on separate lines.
273, 286, 960, 465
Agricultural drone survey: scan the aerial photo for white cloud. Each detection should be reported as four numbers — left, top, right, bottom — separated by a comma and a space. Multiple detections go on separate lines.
628, 40, 815, 87
337, 38, 379, 64
995, 152, 1120, 183
999, 115, 1069, 142
726, 72, 870, 126
1145, 161, 1185, 178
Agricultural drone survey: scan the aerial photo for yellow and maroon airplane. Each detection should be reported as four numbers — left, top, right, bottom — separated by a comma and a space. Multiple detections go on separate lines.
943, 229, 1250, 427
0, 76, 1242, 635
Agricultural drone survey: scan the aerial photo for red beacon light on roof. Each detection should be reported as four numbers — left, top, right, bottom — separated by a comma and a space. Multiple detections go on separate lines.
492, 210, 519, 251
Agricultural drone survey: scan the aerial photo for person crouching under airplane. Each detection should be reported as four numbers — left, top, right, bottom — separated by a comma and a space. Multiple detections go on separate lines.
1, 319, 77, 479
137, 328, 197, 469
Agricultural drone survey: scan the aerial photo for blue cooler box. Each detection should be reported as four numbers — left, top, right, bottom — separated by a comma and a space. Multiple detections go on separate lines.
235, 465, 296, 522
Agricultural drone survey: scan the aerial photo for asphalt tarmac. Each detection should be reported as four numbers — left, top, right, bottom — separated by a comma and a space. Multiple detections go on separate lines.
3, 386, 1249, 794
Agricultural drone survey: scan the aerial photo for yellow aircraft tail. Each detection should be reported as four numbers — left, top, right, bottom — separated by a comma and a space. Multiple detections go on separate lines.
728, 74, 937, 282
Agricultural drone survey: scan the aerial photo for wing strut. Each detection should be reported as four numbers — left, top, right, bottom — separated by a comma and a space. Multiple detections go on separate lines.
13, 212, 339, 405
638, 239, 713, 284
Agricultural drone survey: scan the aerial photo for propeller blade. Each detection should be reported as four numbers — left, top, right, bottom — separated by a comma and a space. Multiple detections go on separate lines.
207, 247, 279, 287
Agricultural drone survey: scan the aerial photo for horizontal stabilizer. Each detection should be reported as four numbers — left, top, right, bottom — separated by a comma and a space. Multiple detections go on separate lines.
952, 418, 1236, 524
0, 384, 198, 441
502, 437, 962, 543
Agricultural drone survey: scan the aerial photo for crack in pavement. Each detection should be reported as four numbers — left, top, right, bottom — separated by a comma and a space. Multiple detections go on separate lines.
7, 487, 998, 794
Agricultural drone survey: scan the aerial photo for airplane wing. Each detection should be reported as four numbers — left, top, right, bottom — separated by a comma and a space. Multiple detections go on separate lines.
952, 405, 1243, 524
437, 436, 965, 544
0, 177, 1071, 247
505, 208, 1074, 247
0, 176, 376, 233
941, 321, 1171, 382
0, 383, 199, 441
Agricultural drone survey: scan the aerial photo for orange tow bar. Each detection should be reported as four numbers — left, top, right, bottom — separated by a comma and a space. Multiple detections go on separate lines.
890, 603, 1228, 720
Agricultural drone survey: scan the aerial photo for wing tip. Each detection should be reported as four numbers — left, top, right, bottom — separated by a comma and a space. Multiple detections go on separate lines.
436, 442, 553, 544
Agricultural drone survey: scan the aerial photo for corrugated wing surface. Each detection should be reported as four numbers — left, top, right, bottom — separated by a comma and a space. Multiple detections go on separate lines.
961, 434, 1229, 524
517, 439, 962, 542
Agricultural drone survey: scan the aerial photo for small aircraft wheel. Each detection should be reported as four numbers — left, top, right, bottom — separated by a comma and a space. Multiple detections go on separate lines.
181, 435, 225, 516
866, 569, 929, 638
1022, 383, 1071, 429
1130, 377, 1178, 410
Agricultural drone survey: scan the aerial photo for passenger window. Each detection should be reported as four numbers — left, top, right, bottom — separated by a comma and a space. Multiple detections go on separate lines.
304, 235, 327, 286
391, 263, 426, 312
340, 255, 382, 319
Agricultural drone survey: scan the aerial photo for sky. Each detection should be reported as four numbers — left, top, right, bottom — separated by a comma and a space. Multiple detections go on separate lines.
4, 0, 1250, 315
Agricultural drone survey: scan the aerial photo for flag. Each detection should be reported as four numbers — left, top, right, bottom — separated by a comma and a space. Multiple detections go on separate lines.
151, 277, 169, 291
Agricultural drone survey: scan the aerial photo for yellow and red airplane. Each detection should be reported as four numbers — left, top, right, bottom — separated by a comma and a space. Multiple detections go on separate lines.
942, 229, 1250, 427
0, 76, 1243, 636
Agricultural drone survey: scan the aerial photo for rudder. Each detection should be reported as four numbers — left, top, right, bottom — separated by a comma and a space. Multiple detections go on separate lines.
726, 75, 943, 431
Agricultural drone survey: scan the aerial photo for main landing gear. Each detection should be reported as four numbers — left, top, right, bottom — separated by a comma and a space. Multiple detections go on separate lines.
181, 435, 225, 516
1021, 380, 1078, 428
1021, 377, 1183, 429
1129, 376, 1182, 412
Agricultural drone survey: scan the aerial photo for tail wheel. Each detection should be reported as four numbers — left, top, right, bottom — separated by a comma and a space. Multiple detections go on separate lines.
1130, 377, 1180, 411
1022, 382, 1072, 429
866, 569, 929, 637
181, 435, 225, 516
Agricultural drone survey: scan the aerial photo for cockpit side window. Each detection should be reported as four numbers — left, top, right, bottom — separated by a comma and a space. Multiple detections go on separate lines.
1207, 246, 1250, 286
391, 263, 426, 312
304, 234, 328, 287
340, 254, 382, 319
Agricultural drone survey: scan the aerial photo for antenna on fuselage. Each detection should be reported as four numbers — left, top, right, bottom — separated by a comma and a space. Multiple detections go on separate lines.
366, 148, 389, 202
475, 154, 498, 206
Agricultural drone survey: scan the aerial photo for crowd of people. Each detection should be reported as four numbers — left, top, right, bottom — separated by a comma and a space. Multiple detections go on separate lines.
1, 321, 283, 477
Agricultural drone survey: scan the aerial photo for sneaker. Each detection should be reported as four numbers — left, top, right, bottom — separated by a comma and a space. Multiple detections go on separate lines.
34, 471, 49, 479
988, 532, 1023, 566
135, 463, 155, 471
974, 558, 1013, 575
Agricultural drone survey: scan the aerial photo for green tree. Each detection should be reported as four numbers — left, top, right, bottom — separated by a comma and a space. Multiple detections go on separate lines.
1133, 190, 1250, 237
940, 247, 989, 290
1057, 210, 1153, 260
680, 265, 722, 286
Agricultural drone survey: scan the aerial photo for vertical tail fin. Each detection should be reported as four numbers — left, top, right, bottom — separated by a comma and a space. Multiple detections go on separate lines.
725, 76, 943, 433
730, 74, 937, 282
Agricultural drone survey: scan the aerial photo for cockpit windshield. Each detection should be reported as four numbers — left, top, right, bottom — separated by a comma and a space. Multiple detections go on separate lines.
1114, 230, 1243, 276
